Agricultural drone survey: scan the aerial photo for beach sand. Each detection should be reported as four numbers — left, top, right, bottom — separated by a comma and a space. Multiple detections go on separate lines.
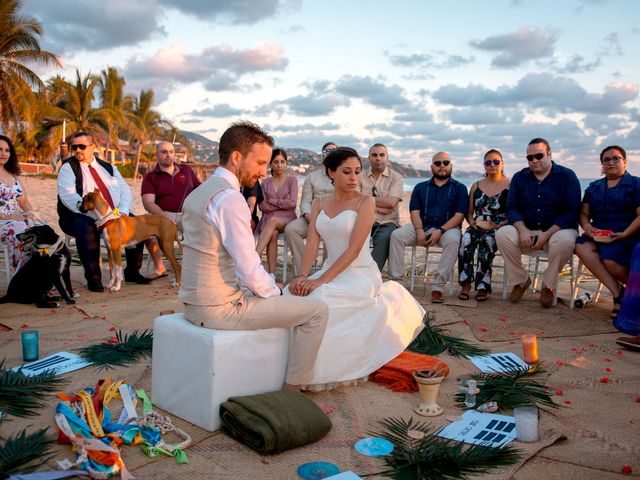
1, 175, 638, 479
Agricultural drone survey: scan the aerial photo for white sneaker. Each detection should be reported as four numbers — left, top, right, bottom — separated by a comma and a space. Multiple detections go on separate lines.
268, 272, 276, 281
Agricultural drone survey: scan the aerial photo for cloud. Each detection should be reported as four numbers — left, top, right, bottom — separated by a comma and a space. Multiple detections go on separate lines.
443, 107, 524, 125
335, 75, 410, 109
190, 104, 244, 117
386, 51, 474, 70
599, 32, 623, 56
433, 73, 638, 114
558, 54, 602, 73
280, 25, 305, 34
124, 42, 288, 91
23, 0, 166, 52
271, 123, 340, 133
284, 93, 351, 116
157, 0, 300, 24
470, 27, 559, 68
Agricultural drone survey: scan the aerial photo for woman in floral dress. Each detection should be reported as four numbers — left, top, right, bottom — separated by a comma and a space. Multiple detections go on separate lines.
0, 135, 42, 271
458, 149, 510, 301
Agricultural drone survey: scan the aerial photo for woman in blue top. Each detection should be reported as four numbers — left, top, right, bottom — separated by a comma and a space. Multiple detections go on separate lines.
575, 145, 640, 319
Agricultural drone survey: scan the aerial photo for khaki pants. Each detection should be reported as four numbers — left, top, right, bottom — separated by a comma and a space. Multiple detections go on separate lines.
184, 293, 328, 385
284, 217, 309, 275
495, 225, 577, 289
388, 224, 461, 292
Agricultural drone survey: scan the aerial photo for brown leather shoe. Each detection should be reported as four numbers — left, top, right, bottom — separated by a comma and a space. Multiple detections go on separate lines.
509, 277, 531, 303
431, 290, 444, 303
616, 336, 640, 351
540, 287, 554, 308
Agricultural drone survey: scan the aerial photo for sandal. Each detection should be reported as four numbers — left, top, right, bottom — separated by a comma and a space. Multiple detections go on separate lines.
475, 290, 488, 302
458, 283, 471, 301
611, 285, 625, 319
458, 292, 470, 300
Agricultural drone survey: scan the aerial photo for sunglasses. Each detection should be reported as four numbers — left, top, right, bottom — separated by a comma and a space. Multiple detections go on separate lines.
526, 152, 546, 162
433, 160, 451, 167
602, 155, 623, 164
484, 159, 501, 166
322, 148, 336, 156
71, 144, 92, 151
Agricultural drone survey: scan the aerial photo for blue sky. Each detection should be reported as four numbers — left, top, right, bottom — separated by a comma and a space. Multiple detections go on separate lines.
24, 0, 639, 176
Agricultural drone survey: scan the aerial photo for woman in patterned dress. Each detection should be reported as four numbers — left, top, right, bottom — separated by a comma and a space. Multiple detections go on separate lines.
255, 148, 298, 277
0, 135, 42, 271
458, 149, 510, 301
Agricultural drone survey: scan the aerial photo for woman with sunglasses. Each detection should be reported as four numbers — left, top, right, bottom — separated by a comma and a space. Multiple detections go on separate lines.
575, 145, 640, 319
0, 135, 43, 271
458, 149, 510, 301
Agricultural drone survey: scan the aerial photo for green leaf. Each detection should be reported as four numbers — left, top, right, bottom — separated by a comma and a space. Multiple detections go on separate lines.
365, 417, 522, 480
77, 329, 152, 369
0, 359, 67, 418
0, 427, 56, 478
408, 312, 490, 358
455, 369, 559, 410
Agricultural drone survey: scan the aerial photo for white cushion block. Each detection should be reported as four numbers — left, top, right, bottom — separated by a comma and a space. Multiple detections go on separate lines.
152, 313, 289, 431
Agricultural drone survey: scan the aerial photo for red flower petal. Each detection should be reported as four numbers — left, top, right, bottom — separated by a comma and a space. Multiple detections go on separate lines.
480, 327, 488, 332
563, 399, 571, 404
605, 358, 612, 362
50, 309, 57, 314
539, 330, 545, 334
621, 464, 633, 474
20, 324, 29, 328
616, 350, 623, 355
462, 319, 468, 325
555, 389, 563, 395
499, 315, 506, 322
82, 316, 89, 320
510, 331, 516, 335
635, 396, 640, 403
556, 360, 565, 366
600, 377, 610, 383
606, 367, 613, 372
108, 327, 116, 332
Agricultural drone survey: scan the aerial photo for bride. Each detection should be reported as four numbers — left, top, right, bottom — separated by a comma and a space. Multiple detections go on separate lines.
287, 147, 425, 391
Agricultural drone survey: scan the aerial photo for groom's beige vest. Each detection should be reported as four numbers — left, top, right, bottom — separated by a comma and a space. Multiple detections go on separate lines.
178, 175, 244, 306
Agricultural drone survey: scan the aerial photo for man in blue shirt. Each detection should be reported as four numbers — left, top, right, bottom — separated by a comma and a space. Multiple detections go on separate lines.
496, 138, 581, 308
389, 152, 468, 303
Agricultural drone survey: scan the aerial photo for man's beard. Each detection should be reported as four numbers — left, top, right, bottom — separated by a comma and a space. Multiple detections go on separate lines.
432, 170, 451, 180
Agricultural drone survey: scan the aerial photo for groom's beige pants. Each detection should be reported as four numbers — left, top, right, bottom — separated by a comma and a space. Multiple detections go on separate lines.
184, 294, 328, 385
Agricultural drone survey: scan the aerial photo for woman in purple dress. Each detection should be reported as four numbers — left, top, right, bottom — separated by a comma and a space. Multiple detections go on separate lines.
255, 148, 298, 276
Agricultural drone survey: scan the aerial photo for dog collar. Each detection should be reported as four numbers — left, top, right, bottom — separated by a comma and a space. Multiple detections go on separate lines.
95, 208, 121, 229
35, 236, 64, 256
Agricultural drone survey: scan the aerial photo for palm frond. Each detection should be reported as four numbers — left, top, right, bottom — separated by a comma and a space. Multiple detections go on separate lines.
77, 329, 152, 369
0, 427, 56, 478
455, 369, 559, 410
408, 313, 490, 358
366, 417, 522, 479
0, 359, 67, 418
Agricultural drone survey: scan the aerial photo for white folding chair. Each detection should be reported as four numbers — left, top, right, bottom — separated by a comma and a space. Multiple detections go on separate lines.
569, 259, 606, 308
255, 233, 290, 283
0, 243, 14, 287
409, 245, 456, 295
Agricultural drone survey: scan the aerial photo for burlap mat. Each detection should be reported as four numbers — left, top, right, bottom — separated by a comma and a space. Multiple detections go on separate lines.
453, 297, 617, 341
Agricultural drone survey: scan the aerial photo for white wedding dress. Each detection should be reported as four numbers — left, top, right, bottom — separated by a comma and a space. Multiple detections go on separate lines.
286, 209, 425, 391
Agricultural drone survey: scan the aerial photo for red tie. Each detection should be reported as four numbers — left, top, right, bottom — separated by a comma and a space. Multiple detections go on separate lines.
88, 165, 115, 209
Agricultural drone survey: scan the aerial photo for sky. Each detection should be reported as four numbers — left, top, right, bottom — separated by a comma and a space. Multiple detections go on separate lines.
22, 0, 640, 176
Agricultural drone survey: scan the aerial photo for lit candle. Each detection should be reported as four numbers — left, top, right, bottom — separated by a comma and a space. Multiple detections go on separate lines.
62, 119, 66, 143
514, 406, 539, 442
520, 333, 539, 365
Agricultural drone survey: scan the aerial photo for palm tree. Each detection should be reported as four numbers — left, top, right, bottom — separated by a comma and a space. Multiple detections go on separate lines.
0, 0, 60, 132
127, 89, 164, 179
97, 67, 132, 160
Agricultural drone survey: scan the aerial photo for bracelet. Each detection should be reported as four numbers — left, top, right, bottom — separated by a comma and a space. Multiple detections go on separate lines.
438, 227, 446, 235
296, 274, 308, 279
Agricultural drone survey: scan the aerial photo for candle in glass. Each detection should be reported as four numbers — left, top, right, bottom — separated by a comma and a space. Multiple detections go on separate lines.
514, 406, 539, 442
520, 333, 539, 365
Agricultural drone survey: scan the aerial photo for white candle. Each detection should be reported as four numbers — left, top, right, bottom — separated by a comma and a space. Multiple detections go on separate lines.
514, 406, 539, 442
62, 119, 66, 143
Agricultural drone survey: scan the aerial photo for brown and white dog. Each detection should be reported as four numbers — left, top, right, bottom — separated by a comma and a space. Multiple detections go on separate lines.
80, 188, 182, 291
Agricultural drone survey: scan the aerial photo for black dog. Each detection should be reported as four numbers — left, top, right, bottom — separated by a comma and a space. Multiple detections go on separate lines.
0, 225, 76, 308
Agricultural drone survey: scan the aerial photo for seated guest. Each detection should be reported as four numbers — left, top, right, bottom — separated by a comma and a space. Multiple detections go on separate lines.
458, 149, 510, 301
57, 131, 149, 292
614, 242, 640, 350
496, 138, 581, 308
389, 151, 468, 303
242, 180, 264, 232
141, 141, 201, 278
285, 142, 336, 275
0, 135, 43, 271
255, 148, 298, 277
575, 145, 640, 319
359, 143, 403, 271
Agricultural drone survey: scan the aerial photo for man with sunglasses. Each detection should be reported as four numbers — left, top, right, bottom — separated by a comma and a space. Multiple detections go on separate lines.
389, 151, 468, 303
141, 141, 201, 278
496, 138, 581, 308
285, 141, 336, 275
57, 131, 150, 292
359, 143, 403, 271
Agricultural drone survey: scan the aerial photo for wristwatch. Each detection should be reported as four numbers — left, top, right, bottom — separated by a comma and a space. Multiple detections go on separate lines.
438, 227, 446, 235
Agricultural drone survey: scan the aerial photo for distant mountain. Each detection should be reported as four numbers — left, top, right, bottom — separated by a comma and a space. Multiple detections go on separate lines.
183, 131, 217, 146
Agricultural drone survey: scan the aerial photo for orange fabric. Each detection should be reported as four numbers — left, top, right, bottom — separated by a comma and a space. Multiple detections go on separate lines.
369, 351, 449, 392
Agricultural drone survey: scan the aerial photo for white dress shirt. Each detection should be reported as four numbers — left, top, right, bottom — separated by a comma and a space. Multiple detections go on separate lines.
205, 168, 280, 298
57, 158, 133, 215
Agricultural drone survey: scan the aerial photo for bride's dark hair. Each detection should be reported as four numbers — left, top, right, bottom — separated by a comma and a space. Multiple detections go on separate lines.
323, 147, 361, 184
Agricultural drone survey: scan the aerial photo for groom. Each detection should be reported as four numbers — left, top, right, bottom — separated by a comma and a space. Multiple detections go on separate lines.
179, 121, 329, 390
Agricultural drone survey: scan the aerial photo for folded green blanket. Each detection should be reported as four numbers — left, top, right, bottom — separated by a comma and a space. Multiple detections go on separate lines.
220, 390, 332, 454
